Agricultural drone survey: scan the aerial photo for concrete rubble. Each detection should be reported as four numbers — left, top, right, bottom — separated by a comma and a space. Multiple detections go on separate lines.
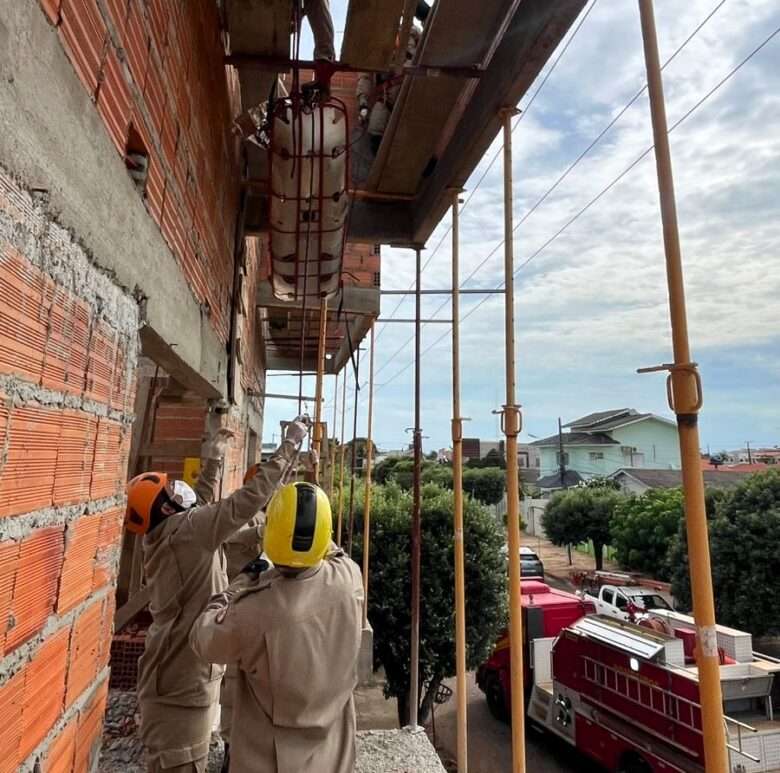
100, 691, 446, 773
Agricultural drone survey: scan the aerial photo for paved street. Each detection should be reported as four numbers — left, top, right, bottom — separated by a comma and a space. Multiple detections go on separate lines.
428, 672, 604, 773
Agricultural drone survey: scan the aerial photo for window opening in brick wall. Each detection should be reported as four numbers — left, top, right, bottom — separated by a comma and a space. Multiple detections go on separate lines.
125, 123, 149, 192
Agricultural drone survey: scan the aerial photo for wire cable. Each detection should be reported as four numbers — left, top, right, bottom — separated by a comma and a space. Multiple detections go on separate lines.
373, 0, 600, 342
370, 19, 780, 398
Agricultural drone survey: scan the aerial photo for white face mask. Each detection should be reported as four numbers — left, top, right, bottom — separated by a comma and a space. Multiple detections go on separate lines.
168, 480, 197, 510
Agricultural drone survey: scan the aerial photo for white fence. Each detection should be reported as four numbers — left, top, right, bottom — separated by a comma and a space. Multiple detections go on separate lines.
522, 498, 548, 538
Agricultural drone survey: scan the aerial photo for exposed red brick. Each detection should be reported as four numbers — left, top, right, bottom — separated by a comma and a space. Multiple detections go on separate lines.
57, 513, 101, 613
59, 0, 107, 99
54, 411, 97, 506
90, 417, 126, 500
39, 0, 62, 26
19, 628, 69, 760
143, 47, 167, 140
73, 677, 108, 771
5, 527, 65, 653
0, 541, 20, 655
66, 599, 103, 707
85, 322, 118, 404
145, 148, 166, 226
103, 0, 128, 36
0, 246, 47, 384
0, 670, 24, 773
93, 508, 123, 591
41, 283, 91, 395
147, 0, 169, 57
0, 404, 60, 519
123, 0, 149, 92
43, 718, 76, 773
97, 46, 132, 156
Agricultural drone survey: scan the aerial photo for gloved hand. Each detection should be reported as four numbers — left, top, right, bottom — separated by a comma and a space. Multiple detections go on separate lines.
202, 428, 235, 460
359, 106, 369, 126
284, 416, 310, 447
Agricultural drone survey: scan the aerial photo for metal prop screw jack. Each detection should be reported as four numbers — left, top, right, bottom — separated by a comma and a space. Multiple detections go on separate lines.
450, 189, 469, 772
637, 2, 728, 769
409, 245, 424, 730
361, 322, 376, 629
498, 106, 527, 773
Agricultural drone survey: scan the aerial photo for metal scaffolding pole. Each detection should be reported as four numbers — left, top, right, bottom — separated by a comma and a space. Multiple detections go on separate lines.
450, 190, 468, 772
637, 2, 728, 769
346, 346, 361, 555
328, 371, 339, 500
409, 245, 423, 729
336, 367, 348, 545
500, 108, 526, 773
361, 323, 376, 629
312, 298, 328, 483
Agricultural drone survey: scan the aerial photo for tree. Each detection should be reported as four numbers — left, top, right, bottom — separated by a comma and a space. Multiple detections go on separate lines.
426, 450, 439, 461
610, 489, 684, 581
542, 487, 623, 570
350, 482, 507, 726
669, 472, 780, 636
462, 467, 505, 506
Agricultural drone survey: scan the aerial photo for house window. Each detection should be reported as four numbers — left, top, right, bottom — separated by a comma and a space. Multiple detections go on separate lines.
589, 452, 604, 461
556, 452, 569, 465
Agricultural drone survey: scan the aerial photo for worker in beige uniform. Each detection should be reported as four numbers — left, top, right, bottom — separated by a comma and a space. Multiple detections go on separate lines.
357, 24, 421, 154
191, 481, 364, 773
217, 451, 317, 770
125, 417, 310, 773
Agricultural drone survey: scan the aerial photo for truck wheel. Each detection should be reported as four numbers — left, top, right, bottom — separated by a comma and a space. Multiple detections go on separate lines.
485, 673, 509, 723
618, 752, 652, 773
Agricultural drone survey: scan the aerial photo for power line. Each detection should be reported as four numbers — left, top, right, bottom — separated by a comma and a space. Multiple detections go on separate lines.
363, 0, 729, 395
372, 0, 599, 343
370, 19, 779, 399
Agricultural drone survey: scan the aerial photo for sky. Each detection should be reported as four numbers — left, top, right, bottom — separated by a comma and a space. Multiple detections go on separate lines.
262, 0, 780, 456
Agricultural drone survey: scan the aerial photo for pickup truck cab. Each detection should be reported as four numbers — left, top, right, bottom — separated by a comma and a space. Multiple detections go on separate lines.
584, 584, 672, 622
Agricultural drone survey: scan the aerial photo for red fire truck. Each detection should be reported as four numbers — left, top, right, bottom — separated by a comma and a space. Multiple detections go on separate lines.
477, 584, 780, 772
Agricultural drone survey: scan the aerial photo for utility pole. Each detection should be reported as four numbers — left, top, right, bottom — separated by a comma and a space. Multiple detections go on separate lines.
637, 2, 728, 770
746, 440, 753, 464
557, 417, 566, 488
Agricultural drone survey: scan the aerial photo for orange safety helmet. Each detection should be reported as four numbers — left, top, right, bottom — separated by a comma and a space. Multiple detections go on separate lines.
243, 463, 260, 485
125, 473, 197, 535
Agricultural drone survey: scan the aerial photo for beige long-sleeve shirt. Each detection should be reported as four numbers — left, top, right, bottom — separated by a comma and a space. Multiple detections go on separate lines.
137, 440, 299, 768
190, 549, 364, 773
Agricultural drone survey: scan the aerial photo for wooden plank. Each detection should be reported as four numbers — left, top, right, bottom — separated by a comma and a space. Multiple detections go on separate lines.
340, 0, 405, 70
114, 586, 151, 633
256, 283, 380, 316
225, 0, 291, 55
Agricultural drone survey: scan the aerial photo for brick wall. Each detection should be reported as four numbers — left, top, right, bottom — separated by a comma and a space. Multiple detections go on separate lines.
0, 165, 138, 772
40, 0, 241, 344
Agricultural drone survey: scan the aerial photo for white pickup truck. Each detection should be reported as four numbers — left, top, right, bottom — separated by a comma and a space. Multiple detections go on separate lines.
583, 584, 673, 622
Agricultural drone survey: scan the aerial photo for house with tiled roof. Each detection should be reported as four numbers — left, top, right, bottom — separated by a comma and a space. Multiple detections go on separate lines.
531, 409, 681, 489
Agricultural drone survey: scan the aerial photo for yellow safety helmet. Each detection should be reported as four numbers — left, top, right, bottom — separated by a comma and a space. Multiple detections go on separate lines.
264, 482, 332, 568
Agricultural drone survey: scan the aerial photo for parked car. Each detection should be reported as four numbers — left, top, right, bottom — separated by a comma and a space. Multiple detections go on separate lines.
519, 546, 544, 578
584, 583, 672, 622
499, 545, 545, 578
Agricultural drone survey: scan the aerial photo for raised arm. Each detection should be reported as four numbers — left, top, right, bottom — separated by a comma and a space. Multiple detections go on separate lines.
185, 418, 309, 552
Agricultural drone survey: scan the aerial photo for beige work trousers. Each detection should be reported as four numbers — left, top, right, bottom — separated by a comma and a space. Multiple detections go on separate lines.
148, 759, 206, 773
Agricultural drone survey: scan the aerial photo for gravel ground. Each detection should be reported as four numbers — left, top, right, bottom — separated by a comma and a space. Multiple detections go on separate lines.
356, 729, 446, 773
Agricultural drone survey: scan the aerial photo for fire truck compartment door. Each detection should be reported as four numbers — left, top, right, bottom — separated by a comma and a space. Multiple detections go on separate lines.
531, 637, 554, 688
